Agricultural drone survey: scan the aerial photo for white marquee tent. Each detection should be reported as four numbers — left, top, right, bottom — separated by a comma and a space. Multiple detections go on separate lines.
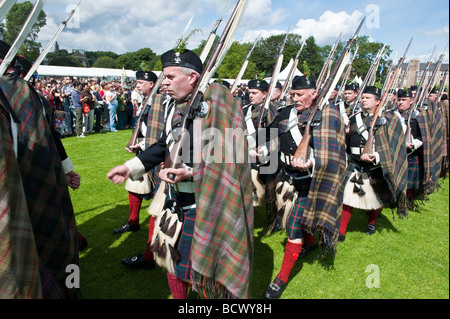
35, 65, 162, 81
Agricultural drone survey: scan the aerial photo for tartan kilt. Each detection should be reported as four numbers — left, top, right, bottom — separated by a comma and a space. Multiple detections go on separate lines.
286, 193, 309, 240
407, 153, 422, 190
174, 204, 196, 281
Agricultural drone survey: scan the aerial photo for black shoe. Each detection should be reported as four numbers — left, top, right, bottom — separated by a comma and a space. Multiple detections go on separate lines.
264, 276, 286, 299
121, 254, 155, 270
365, 224, 376, 235
113, 222, 140, 234
299, 243, 318, 258
338, 233, 346, 242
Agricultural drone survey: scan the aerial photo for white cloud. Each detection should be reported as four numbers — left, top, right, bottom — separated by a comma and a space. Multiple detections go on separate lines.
423, 26, 449, 37
292, 10, 364, 45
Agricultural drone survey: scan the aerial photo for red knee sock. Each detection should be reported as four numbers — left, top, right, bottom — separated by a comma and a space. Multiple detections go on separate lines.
339, 204, 353, 236
277, 241, 303, 283
167, 272, 189, 299
143, 216, 155, 261
128, 192, 142, 226
368, 207, 383, 226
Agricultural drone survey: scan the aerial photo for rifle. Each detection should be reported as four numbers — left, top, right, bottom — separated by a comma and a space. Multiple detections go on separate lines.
404, 45, 437, 144
417, 42, 448, 109
334, 44, 359, 105
0, 0, 46, 77
293, 18, 365, 163
125, 16, 194, 151
316, 33, 342, 91
0, 0, 17, 22
230, 34, 260, 93
361, 37, 413, 156
199, 18, 222, 63
25, 1, 82, 81
351, 44, 387, 115
279, 37, 307, 104
257, 27, 290, 129
164, 0, 248, 180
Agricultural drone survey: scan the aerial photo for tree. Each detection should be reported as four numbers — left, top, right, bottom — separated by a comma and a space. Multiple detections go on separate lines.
216, 41, 258, 80
1, 1, 46, 62
352, 35, 392, 83
93, 56, 117, 69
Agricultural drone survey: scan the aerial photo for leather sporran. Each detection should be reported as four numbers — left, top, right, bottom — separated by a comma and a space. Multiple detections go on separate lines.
275, 174, 298, 230
149, 198, 183, 275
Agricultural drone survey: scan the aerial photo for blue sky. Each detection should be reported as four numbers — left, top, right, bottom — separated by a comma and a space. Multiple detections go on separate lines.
27, 0, 449, 63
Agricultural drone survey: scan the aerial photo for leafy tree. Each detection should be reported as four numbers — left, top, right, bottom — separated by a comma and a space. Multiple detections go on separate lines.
1, 1, 46, 62
352, 35, 392, 83
299, 36, 324, 79
216, 41, 258, 80
47, 54, 83, 67
93, 56, 117, 69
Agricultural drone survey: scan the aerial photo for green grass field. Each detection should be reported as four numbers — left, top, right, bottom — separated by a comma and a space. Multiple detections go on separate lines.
63, 129, 449, 299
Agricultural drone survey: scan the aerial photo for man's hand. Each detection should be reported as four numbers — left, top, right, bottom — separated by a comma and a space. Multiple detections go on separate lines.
360, 153, 376, 163
159, 167, 190, 184
291, 158, 313, 171
66, 171, 81, 190
406, 142, 414, 150
107, 165, 131, 184
125, 144, 142, 153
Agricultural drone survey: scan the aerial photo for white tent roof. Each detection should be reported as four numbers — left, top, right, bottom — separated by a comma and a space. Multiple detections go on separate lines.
277, 58, 303, 81
35, 65, 162, 80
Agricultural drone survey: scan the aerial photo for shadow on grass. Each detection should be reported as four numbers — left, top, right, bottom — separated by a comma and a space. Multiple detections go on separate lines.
250, 206, 275, 299
77, 201, 172, 299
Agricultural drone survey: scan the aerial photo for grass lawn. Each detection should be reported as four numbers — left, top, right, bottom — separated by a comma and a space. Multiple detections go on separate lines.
63, 129, 449, 299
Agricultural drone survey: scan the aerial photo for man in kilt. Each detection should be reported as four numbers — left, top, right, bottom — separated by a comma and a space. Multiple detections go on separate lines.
260, 75, 347, 299
395, 88, 428, 207
339, 86, 408, 241
243, 79, 280, 231
120, 70, 168, 269
0, 41, 79, 298
113, 70, 162, 235
107, 49, 253, 299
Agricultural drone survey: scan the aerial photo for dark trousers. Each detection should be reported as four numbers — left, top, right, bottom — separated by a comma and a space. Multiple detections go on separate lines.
94, 107, 103, 132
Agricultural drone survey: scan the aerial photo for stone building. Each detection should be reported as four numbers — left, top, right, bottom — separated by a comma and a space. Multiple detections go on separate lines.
398, 59, 449, 90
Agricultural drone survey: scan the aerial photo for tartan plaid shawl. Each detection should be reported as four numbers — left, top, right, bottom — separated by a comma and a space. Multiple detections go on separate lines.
427, 101, 444, 190
440, 100, 449, 178
145, 93, 166, 149
190, 83, 254, 299
0, 74, 78, 298
302, 104, 347, 253
0, 106, 42, 299
373, 110, 408, 217
418, 102, 443, 195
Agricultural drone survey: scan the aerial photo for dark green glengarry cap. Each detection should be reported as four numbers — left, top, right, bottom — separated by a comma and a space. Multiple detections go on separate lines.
397, 88, 413, 98
410, 85, 418, 91
247, 79, 269, 92
275, 81, 282, 90
160, 49, 203, 74
136, 70, 157, 83
363, 86, 381, 99
344, 83, 358, 92
292, 75, 316, 90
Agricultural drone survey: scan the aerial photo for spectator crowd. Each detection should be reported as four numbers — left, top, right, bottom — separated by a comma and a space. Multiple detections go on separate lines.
32, 76, 141, 137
